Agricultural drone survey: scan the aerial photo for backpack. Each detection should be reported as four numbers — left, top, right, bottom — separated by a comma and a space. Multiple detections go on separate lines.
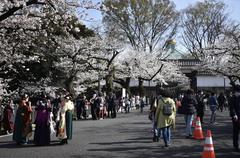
162, 99, 173, 116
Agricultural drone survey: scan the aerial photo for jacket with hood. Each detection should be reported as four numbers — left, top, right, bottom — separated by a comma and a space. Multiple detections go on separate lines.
155, 97, 176, 129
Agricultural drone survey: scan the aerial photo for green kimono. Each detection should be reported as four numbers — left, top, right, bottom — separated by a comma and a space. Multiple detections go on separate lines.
66, 110, 73, 139
13, 102, 32, 143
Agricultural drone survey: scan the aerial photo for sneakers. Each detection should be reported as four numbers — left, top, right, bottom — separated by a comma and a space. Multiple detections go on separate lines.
185, 134, 193, 139
163, 143, 171, 148
153, 136, 159, 142
165, 143, 170, 147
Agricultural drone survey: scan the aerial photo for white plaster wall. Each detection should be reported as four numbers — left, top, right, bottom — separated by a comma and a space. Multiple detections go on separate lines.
197, 76, 231, 87
129, 79, 156, 87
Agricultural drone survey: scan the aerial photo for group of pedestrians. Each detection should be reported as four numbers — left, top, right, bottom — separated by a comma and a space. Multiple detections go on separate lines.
9, 92, 74, 146
74, 92, 142, 121
83, 93, 146, 120
119, 95, 145, 113
150, 88, 200, 148
150, 87, 240, 152
0, 91, 148, 144
178, 89, 230, 139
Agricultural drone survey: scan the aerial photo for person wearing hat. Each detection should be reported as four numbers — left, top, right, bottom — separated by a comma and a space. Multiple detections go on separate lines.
229, 85, 240, 152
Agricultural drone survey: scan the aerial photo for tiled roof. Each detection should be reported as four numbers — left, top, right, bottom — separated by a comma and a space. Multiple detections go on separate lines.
169, 59, 214, 75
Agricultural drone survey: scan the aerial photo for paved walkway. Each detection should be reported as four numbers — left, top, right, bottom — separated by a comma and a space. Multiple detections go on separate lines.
0, 108, 239, 158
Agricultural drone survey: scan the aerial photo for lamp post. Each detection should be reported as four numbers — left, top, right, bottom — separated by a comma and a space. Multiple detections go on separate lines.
97, 63, 101, 94
98, 75, 101, 93
223, 76, 226, 93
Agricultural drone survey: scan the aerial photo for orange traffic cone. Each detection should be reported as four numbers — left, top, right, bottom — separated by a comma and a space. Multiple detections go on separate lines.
202, 130, 215, 158
193, 117, 204, 140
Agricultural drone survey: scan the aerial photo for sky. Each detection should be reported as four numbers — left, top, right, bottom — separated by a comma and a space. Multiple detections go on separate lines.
82, 0, 240, 54
174, 0, 240, 21
83, 0, 240, 27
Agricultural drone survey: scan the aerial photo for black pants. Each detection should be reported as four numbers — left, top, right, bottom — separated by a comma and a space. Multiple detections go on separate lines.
107, 106, 116, 118
91, 105, 98, 120
76, 106, 87, 119
197, 111, 204, 123
233, 120, 240, 149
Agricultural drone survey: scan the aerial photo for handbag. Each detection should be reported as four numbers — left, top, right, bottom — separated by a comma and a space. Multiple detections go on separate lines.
148, 112, 153, 121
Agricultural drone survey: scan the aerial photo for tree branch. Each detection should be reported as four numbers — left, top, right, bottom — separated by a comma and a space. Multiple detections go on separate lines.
0, 0, 46, 21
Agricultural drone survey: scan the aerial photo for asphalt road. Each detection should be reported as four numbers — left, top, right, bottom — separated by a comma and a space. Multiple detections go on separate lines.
0, 107, 239, 158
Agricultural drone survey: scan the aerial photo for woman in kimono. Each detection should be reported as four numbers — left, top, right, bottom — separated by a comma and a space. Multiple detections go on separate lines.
13, 94, 32, 145
57, 95, 74, 145
3, 99, 14, 134
34, 93, 52, 146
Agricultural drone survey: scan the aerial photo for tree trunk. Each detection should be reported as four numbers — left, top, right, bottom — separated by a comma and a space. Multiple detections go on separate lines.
138, 78, 144, 97
113, 77, 131, 96
105, 74, 113, 94
125, 77, 131, 96
64, 76, 75, 97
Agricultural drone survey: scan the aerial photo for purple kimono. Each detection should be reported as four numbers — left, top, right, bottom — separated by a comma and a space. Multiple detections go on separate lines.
34, 98, 51, 145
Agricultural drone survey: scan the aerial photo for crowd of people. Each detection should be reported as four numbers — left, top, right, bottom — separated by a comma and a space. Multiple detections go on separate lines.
0, 92, 75, 146
1, 87, 239, 152
149, 87, 239, 152
0, 91, 148, 146
11, 93, 75, 145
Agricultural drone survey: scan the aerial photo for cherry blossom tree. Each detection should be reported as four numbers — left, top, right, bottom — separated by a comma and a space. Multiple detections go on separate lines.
200, 23, 240, 87
0, 0, 100, 94
0, 0, 187, 97
114, 49, 188, 96
101, 0, 186, 96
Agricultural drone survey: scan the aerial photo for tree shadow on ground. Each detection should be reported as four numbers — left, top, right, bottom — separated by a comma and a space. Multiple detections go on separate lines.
0, 140, 62, 149
87, 128, 240, 158
87, 142, 240, 158
86, 143, 201, 158
90, 139, 153, 146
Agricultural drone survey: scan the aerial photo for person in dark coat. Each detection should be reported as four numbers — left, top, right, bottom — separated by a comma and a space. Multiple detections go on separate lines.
34, 93, 51, 146
75, 94, 87, 120
52, 94, 61, 122
196, 91, 205, 124
107, 93, 116, 118
181, 89, 197, 138
229, 85, 240, 152
218, 92, 227, 112
208, 92, 218, 124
